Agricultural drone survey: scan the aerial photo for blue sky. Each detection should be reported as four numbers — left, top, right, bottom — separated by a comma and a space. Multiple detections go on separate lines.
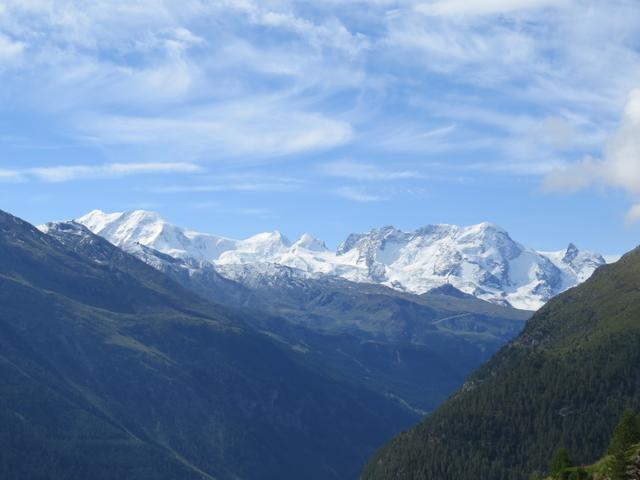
1, 0, 640, 255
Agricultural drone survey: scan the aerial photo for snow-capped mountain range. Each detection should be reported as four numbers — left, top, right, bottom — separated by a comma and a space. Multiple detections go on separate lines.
74, 209, 606, 310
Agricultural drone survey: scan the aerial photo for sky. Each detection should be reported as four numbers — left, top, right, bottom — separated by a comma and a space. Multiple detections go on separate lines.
1, 0, 640, 256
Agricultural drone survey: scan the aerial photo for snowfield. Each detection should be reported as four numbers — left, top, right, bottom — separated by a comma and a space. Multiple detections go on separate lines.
76, 210, 606, 310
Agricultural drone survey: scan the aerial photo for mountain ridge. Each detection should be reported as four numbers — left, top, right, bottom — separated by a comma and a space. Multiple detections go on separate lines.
0, 208, 416, 480
44, 219, 531, 415
74, 209, 606, 310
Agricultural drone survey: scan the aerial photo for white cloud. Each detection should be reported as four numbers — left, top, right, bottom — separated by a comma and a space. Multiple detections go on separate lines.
153, 182, 299, 193
416, 0, 566, 16
626, 204, 640, 226
0, 0, 361, 153
230, 207, 272, 216
1, 0, 640, 191
363, 124, 459, 153
205, 0, 370, 57
383, 9, 541, 83
0, 33, 24, 62
0, 169, 23, 182
28, 162, 202, 183
601, 89, 640, 195
336, 186, 383, 202
76, 102, 353, 158
190, 201, 272, 216
319, 160, 419, 181
543, 89, 640, 194
149, 172, 304, 193
543, 89, 640, 222
540, 156, 600, 193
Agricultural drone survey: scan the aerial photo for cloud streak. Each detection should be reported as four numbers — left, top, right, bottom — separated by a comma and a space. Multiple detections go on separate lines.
0, 169, 22, 182
3, 162, 202, 183
336, 186, 383, 203
416, 0, 565, 16
77, 104, 353, 158
318, 161, 419, 181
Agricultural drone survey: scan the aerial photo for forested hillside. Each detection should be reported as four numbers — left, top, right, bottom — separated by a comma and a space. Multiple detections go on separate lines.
363, 247, 640, 479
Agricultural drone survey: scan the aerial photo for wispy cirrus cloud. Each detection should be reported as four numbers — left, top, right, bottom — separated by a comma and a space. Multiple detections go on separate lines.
2, 162, 202, 183
151, 173, 304, 194
2, 0, 638, 173
0, 0, 359, 163
335, 186, 384, 203
0, 169, 22, 182
416, 0, 566, 16
77, 103, 352, 158
318, 160, 419, 181
152, 182, 299, 193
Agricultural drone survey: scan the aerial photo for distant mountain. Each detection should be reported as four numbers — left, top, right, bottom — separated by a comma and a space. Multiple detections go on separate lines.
76, 210, 605, 309
0, 209, 417, 480
361, 246, 640, 480
45, 220, 531, 414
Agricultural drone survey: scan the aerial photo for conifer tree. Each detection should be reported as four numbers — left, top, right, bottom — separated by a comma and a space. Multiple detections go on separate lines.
549, 448, 572, 477
607, 409, 640, 480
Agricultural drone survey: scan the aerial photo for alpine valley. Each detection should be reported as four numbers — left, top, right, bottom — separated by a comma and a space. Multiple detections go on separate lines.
4, 2, 638, 479
0, 208, 414, 480
0, 207, 611, 480
44, 214, 534, 415
62, 210, 606, 419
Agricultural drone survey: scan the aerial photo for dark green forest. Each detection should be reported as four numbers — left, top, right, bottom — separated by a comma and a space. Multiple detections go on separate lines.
363, 247, 640, 479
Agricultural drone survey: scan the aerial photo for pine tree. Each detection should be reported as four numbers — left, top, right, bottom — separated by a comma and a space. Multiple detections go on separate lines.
568, 468, 589, 480
607, 409, 640, 480
549, 448, 572, 477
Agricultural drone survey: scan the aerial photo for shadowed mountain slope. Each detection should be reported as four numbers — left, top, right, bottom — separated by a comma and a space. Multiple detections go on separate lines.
44, 220, 531, 415
0, 210, 415, 480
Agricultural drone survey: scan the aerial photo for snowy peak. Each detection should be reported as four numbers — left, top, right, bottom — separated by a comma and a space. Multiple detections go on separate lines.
540, 243, 606, 285
217, 231, 292, 264
562, 242, 579, 264
293, 233, 328, 252
77, 209, 171, 248
314, 222, 604, 309
39, 219, 88, 238
38, 220, 139, 267
336, 233, 366, 255
76, 209, 126, 235
74, 209, 606, 311
243, 230, 291, 249
76, 209, 236, 261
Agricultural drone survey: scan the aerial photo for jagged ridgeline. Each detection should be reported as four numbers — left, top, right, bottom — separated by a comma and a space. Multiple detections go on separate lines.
362, 246, 640, 480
